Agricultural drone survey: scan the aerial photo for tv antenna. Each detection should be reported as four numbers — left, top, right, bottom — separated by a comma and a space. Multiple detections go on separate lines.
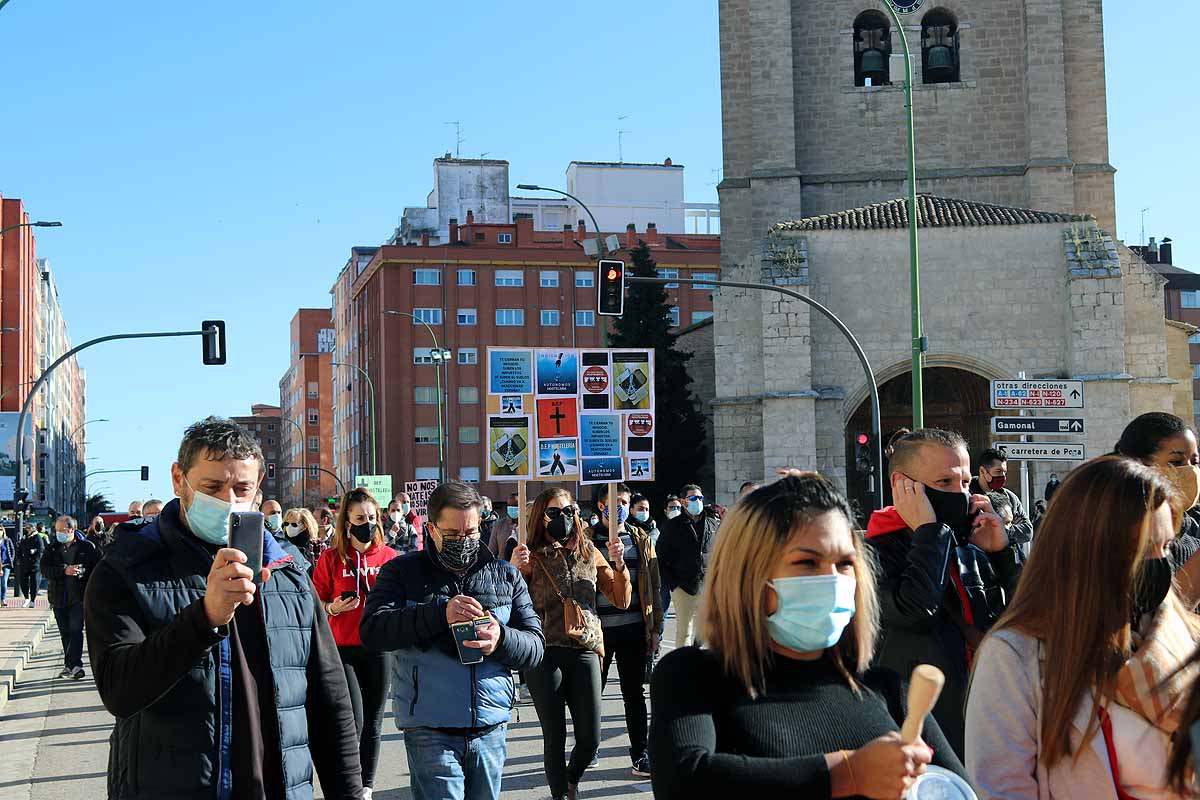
1140, 207, 1151, 248
617, 116, 631, 163
444, 121, 464, 157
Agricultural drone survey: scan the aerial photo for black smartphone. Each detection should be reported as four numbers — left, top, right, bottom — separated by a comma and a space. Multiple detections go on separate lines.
451, 617, 491, 665
340, 590, 358, 601
229, 511, 265, 585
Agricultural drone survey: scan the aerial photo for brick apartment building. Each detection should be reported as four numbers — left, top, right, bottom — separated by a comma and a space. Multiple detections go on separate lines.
230, 404, 282, 501
330, 215, 720, 499
278, 309, 337, 508
1140, 238, 1200, 423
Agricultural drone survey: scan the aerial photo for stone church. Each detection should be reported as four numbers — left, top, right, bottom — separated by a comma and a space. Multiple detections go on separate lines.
706, 0, 1193, 511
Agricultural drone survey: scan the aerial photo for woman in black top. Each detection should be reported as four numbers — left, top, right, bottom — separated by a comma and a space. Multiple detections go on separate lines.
648, 474, 966, 800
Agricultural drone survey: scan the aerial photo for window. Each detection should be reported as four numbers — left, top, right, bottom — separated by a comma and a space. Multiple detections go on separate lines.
540, 270, 560, 288
1184, 291, 1200, 309
496, 309, 525, 326
458, 386, 479, 404
668, 306, 681, 327
854, 11, 891, 87
307, 410, 318, 425
575, 270, 595, 288
497, 233, 513, 244
693, 272, 717, 290
308, 464, 320, 479
457, 308, 477, 326
414, 268, 441, 286
413, 347, 435, 365
414, 427, 439, 445
1194, 364, 1200, 379
921, 9, 960, 84
474, 232, 485, 241
457, 269, 476, 286
575, 310, 595, 327
541, 310, 560, 326
267, 423, 276, 432
1190, 333, 1200, 344
657, 268, 679, 288
692, 310, 714, 324
415, 467, 440, 480
413, 308, 443, 325
458, 347, 478, 365
308, 437, 319, 452
495, 270, 524, 287
459, 467, 481, 484
414, 387, 438, 404
459, 426, 480, 444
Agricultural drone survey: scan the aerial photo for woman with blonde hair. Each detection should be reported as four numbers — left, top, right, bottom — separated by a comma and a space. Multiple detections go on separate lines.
966, 456, 1199, 798
311, 488, 397, 799
519, 486, 629, 800
281, 506, 323, 571
649, 474, 963, 799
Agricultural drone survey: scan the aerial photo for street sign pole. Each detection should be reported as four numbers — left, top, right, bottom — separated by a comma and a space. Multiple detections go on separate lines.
1018, 372, 1030, 514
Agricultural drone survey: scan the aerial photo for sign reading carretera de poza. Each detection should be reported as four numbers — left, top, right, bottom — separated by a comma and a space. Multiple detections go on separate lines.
990, 380, 1084, 410
992, 442, 1086, 462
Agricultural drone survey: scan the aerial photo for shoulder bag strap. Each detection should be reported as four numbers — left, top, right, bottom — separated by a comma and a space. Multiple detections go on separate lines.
532, 553, 567, 602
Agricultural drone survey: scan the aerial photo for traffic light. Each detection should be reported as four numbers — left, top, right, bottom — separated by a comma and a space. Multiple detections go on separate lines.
855, 433, 873, 475
597, 259, 625, 316
13, 487, 28, 514
267, 463, 276, 480
201, 320, 227, 366
140, 466, 150, 481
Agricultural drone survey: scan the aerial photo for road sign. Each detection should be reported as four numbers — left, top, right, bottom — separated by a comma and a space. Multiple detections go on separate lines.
990, 380, 1084, 409
991, 417, 1085, 436
992, 442, 1086, 462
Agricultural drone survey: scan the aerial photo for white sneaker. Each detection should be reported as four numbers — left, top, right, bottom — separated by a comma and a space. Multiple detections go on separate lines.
362, 788, 372, 800
23, 599, 33, 608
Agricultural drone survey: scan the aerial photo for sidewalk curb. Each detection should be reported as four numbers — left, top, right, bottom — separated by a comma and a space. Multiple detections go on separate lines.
0, 609, 55, 716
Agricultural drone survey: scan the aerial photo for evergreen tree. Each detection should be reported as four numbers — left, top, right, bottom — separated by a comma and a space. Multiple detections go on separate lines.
609, 242, 708, 507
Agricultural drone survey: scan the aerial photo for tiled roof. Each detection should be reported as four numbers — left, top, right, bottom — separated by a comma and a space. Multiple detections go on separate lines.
774, 194, 1094, 231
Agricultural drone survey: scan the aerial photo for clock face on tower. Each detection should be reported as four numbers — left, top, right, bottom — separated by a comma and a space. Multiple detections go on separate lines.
889, 0, 925, 12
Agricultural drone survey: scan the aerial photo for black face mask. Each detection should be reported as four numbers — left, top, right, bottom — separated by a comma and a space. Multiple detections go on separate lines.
548, 514, 574, 543
924, 486, 972, 534
1133, 557, 1173, 618
349, 522, 375, 545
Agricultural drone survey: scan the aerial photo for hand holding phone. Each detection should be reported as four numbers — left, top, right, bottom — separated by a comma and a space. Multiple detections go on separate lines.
451, 616, 494, 664
229, 512, 265, 585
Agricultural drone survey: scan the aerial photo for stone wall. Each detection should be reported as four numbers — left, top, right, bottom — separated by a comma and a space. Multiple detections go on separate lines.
675, 318, 717, 495
1166, 320, 1198, 425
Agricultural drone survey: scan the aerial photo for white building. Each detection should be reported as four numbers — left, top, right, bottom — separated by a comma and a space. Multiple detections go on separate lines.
35, 259, 85, 518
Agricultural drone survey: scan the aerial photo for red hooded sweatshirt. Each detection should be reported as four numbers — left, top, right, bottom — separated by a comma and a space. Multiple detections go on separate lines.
313, 541, 397, 647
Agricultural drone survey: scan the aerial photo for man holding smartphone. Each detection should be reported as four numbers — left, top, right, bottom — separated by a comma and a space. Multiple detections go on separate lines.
84, 416, 363, 799
361, 481, 545, 800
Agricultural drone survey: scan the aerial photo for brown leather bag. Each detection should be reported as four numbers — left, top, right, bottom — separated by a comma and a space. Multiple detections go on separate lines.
534, 553, 603, 654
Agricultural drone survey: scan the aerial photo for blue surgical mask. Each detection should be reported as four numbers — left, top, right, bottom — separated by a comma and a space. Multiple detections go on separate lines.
183, 478, 251, 546
265, 513, 282, 531
767, 574, 857, 653
633, 510, 650, 524
686, 498, 703, 516
603, 503, 629, 526
55, 531, 71, 544
506, 506, 519, 520
401, 502, 411, 515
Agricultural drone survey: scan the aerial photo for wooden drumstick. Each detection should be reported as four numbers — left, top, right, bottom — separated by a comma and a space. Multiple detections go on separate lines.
899, 665, 945, 745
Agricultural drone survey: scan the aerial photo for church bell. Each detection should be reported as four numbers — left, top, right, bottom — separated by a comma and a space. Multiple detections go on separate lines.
925, 44, 956, 81
859, 49, 887, 84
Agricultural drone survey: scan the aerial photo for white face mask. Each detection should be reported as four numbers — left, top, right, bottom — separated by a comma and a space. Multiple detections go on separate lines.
666, 509, 681, 520
390, 511, 403, 523
283, 522, 304, 538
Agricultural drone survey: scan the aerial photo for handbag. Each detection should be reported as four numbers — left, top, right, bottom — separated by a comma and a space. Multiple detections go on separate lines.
533, 552, 603, 654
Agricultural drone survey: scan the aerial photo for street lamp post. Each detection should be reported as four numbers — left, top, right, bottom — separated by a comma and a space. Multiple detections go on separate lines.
300, 353, 377, 475
68, 419, 108, 518
0, 220, 62, 237
878, 1, 924, 428
279, 414, 306, 507
383, 310, 449, 484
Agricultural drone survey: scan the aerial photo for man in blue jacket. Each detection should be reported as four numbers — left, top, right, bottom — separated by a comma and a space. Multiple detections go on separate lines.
361, 480, 544, 800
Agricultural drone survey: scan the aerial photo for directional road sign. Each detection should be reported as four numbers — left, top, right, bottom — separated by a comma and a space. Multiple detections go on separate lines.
991, 379, 1084, 409
992, 442, 1086, 462
991, 417, 1085, 436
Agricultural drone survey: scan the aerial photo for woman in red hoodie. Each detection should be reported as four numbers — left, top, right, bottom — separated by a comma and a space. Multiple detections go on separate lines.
313, 487, 397, 799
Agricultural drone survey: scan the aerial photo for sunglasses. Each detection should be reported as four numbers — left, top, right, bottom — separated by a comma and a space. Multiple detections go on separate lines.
687, 495, 704, 502
544, 506, 576, 520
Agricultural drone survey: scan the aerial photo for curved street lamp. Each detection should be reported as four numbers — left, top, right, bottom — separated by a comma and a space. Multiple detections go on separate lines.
279, 414, 307, 506
0, 220, 62, 237
300, 353, 377, 475
384, 310, 449, 483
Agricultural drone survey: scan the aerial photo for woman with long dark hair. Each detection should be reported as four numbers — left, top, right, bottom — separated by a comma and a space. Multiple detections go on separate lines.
519, 487, 630, 800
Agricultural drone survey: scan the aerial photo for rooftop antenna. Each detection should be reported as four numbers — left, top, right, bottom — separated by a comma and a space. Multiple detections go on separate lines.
444, 121, 464, 158
617, 116, 630, 163
1141, 207, 1151, 248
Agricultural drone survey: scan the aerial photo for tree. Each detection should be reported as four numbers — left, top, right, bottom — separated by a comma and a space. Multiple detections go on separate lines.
86, 493, 114, 518
609, 242, 708, 508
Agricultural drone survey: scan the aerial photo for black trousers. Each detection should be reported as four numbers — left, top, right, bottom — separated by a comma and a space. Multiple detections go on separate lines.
600, 623, 649, 760
53, 603, 84, 670
526, 645, 601, 797
16, 565, 38, 600
337, 645, 390, 788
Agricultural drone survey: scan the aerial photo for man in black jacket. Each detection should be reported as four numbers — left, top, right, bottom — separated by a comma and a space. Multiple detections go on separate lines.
14, 524, 44, 607
655, 483, 719, 649
865, 428, 1023, 759
970, 447, 1035, 554
84, 416, 362, 800
41, 515, 98, 679
360, 480, 544, 800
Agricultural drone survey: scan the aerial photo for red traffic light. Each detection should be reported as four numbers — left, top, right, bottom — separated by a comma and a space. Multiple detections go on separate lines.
856, 433, 870, 445
606, 268, 620, 280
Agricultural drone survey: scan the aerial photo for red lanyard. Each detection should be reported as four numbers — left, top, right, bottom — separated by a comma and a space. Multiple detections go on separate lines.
1098, 706, 1145, 800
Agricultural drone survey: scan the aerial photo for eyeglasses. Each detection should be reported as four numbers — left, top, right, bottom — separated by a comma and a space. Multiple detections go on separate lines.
686, 495, 704, 502
431, 523, 480, 541
544, 506, 573, 520
666, 505, 682, 511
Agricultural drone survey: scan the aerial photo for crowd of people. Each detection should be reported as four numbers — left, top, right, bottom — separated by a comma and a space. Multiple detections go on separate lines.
31, 408, 1200, 799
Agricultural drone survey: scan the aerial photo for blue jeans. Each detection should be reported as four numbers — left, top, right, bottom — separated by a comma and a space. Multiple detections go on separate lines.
0, 566, 7, 603
404, 723, 508, 800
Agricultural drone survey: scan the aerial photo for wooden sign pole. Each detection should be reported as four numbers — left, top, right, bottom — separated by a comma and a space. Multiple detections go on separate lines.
517, 480, 528, 545
607, 480, 619, 547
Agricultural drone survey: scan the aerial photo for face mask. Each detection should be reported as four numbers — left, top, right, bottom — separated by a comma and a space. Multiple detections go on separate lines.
1133, 557, 1173, 617
633, 510, 650, 524
767, 574, 857, 652
349, 522, 375, 545
985, 471, 1007, 492
389, 511, 402, 523
548, 513, 574, 543
603, 504, 629, 526
923, 485, 972, 533
435, 534, 480, 572
265, 513, 282, 531
507, 507, 519, 520
183, 479, 250, 546
589, 516, 599, 527
401, 503, 411, 515
686, 499, 703, 517
55, 531, 71, 544
283, 522, 305, 539
666, 509, 681, 520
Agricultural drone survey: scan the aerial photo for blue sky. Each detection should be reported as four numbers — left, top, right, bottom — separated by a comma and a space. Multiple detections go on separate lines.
0, 1, 1190, 508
